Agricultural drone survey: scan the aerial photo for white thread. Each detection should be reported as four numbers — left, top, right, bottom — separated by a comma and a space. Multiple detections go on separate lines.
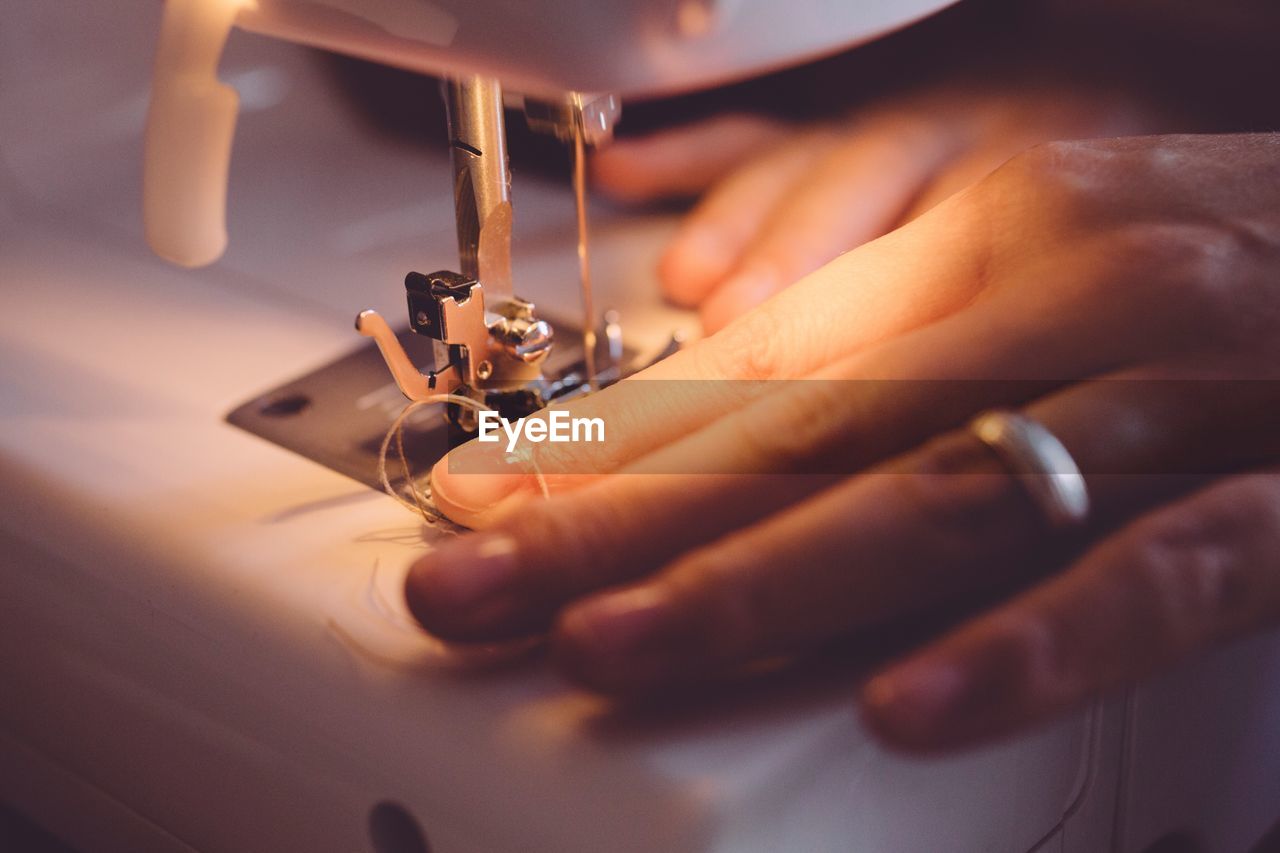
377, 395, 552, 525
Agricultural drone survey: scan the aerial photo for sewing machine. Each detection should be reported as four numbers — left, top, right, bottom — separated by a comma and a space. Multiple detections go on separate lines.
141, 0, 971, 433
3, 1, 1280, 851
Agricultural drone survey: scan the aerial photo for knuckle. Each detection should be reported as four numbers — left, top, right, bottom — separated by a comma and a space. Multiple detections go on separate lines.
516, 495, 631, 593
990, 139, 1139, 227
668, 550, 762, 657
1109, 221, 1263, 338
1000, 140, 1103, 195
1148, 223, 1247, 288
984, 612, 1079, 703
1119, 483, 1279, 643
1125, 533, 1231, 646
1010, 139, 1082, 174
705, 309, 786, 381
1233, 473, 1280, 518
961, 140, 1110, 260
896, 435, 1034, 557
725, 381, 851, 473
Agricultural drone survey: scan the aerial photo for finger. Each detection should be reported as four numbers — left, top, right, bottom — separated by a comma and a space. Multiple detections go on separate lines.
658, 128, 841, 309
546, 433, 1032, 692
421, 379, 1044, 636
860, 470, 1280, 753
590, 114, 793, 204
431, 192, 995, 527
405, 472, 831, 642
544, 372, 1280, 693
429, 378, 766, 528
697, 112, 965, 332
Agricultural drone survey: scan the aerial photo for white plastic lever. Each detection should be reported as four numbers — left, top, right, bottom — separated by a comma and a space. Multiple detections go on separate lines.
143, 0, 247, 267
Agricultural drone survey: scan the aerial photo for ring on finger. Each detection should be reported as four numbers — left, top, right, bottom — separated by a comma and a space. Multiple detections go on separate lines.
970, 410, 1091, 530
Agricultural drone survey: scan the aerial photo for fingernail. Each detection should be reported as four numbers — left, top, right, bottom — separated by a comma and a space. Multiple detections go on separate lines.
431, 455, 525, 517
558, 587, 677, 687
663, 227, 732, 285
404, 533, 520, 625
862, 659, 969, 741
720, 267, 779, 305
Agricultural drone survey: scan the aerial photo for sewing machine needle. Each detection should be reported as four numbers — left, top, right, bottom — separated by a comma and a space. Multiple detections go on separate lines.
571, 124, 599, 391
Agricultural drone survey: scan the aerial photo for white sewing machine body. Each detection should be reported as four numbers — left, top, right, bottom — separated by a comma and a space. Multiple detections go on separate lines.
230, 0, 958, 98
3, 2, 1280, 851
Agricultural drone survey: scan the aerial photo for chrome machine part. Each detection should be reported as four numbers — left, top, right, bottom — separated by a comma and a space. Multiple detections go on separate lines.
358, 85, 633, 433
402, 270, 549, 391
353, 309, 434, 402
522, 92, 621, 146
357, 75, 559, 430
443, 76, 513, 298
524, 92, 621, 391
487, 296, 555, 365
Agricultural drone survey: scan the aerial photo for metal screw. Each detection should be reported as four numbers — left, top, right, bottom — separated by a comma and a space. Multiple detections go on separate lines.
415, 310, 430, 327
510, 319, 554, 363
476, 360, 493, 380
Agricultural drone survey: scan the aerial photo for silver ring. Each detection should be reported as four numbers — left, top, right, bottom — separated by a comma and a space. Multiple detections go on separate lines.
970, 410, 1091, 529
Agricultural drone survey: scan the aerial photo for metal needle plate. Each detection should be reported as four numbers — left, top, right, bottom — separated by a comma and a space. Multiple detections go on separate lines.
226, 318, 629, 492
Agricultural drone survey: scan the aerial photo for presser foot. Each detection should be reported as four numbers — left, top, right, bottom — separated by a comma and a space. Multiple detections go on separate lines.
356, 269, 662, 437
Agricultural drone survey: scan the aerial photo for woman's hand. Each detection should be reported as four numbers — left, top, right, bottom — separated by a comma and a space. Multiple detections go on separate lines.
593, 84, 1170, 332
406, 134, 1280, 752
